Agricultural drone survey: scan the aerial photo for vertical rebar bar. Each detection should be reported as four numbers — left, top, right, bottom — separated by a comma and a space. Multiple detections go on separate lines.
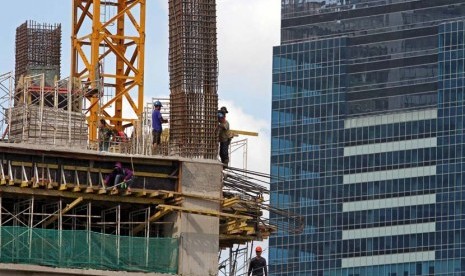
168, 0, 219, 159
15, 21, 61, 88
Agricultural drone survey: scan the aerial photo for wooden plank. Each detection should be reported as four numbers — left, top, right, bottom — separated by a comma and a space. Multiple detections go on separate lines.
63, 166, 172, 177
0, 185, 164, 205
222, 197, 240, 208
157, 205, 252, 220
11, 161, 33, 167
230, 130, 259, 137
132, 171, 177, 179
135, 190, 147, 197
36, 164, 59, 169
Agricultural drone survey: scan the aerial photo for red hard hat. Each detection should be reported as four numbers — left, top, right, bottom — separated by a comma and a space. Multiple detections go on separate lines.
255, 246, 262, 252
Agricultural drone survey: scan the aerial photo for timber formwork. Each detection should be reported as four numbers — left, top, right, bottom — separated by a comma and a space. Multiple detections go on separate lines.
15, 21, 61, 87
9, 75, 87, 148
0, 144, 181, 273
0, 143, 273, 248
168, 0, 219, 159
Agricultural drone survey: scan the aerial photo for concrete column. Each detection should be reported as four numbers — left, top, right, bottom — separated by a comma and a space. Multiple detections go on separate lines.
169, 161, 223, 276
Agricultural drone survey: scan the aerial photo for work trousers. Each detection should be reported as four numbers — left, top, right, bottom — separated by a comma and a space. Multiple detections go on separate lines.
219, 139, 231, 165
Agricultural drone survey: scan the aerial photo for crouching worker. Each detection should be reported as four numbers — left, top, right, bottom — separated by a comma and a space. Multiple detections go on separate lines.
104, 162, 134, 193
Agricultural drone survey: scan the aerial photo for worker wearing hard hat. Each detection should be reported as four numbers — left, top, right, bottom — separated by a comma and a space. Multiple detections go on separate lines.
217, 108, 233, 166
248, 246, 268, 276
152, 101, 168, 154
218, 106, 228, 115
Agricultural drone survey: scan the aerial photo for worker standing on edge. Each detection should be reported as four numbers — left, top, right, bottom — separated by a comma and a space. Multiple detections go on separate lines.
152, 100, 168, 154
248, 246, 268, 276
217, 107, 233, 166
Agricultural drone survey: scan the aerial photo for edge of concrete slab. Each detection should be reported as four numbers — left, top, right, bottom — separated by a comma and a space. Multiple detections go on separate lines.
0, 263, 175, 276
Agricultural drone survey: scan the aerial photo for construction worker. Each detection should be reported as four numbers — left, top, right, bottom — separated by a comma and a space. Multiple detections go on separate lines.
104, 162, 133, 192
217, 111, 233, 166
98, 119, 112, 151
248, 246, 268, 276
152, 100, 168, 154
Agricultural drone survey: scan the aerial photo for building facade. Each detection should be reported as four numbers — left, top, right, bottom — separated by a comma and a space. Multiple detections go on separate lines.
270, 0, 465, 275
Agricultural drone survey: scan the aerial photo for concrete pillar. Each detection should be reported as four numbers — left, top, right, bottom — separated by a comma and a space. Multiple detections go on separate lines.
169, 161, 223, 276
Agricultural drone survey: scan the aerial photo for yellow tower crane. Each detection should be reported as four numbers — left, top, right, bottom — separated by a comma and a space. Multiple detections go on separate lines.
71, 0, 146, 141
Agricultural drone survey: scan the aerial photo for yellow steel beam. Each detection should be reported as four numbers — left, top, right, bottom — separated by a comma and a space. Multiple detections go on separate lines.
89, 0, 101, 140
137, 1, 145, 114
222, 196, 240, 208
101, 0, 139, 29
220, 220, 248, 233
157, 205, 252, 221
230, 130, 259, 137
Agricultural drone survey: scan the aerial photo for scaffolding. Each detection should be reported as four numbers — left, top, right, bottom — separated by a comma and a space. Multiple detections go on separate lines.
168, 0, 219, 160
0, 72, 13, 140
0, 142, 293, 273
0, 145, 184, 272
8, 74, 87, 148
0, 198, 178, 273
218, 245, 252, 276
131, 98, 171, 156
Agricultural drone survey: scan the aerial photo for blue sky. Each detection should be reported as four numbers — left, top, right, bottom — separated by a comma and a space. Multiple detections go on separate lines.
0, 0, 280, 174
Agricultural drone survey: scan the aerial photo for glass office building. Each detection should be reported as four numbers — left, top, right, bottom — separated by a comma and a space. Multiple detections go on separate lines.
270, 1, 465, 275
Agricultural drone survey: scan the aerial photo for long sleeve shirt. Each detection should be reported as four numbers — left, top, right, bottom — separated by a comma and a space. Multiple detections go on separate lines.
104, 167, 133, 185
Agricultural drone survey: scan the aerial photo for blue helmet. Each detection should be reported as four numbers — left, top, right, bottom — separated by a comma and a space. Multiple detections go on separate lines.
154, 100, 162, 107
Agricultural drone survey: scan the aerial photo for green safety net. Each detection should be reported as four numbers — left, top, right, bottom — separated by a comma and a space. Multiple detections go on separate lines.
0, 226, 178, 274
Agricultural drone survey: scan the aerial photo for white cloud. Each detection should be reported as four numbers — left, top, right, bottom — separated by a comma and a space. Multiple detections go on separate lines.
217, 0, 280, 100
155, 0, 169, 14
220, 100, 270, 176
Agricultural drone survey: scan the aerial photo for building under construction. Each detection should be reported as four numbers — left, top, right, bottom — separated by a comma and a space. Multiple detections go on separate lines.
0, 1, 300, 275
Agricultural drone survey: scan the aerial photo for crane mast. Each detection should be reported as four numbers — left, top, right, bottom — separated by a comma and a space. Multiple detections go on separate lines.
71, 0, 146, 141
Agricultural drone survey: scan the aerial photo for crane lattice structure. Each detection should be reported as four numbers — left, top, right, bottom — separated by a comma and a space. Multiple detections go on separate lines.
71, 0, 146, 141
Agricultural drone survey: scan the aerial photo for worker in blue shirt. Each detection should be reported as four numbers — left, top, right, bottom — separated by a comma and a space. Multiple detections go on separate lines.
152, 101, 168, 154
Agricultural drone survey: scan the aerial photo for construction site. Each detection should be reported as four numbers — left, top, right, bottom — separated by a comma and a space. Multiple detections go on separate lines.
0, 1, 301, 275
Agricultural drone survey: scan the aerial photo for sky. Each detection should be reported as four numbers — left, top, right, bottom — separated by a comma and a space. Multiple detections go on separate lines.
0, 0, 280, 176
